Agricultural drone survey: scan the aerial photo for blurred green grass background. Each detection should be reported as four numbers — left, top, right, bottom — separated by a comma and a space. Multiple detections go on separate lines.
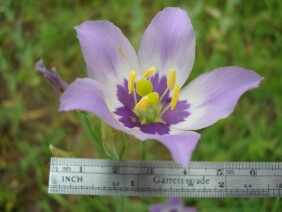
1, 0, 282, 211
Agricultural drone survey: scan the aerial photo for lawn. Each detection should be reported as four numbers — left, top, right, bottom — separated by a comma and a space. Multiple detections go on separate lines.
1, 0, 281, 211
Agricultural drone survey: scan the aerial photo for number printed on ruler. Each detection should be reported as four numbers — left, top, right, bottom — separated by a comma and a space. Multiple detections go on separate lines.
48, 158, 282, 197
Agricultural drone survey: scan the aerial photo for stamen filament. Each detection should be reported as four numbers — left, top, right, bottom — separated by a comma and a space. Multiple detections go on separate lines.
133, 89, 137, 105
159, 87, 169, 103
159, 102, 171, 117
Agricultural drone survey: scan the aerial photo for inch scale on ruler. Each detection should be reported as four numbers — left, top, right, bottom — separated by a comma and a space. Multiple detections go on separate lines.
48, 158, 282, 197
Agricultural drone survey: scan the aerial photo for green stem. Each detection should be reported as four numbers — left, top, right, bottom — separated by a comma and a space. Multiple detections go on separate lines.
101, 122, 129, 160
78, 111, 112, 158
79, 111, 101, 146
141, 141, 147, 160
110, 139, 120, 160
101, 137, 115, 159
120, 133, 128, 160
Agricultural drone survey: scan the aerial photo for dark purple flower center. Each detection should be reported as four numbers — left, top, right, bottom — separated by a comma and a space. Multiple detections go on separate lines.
114, 72, 190, 135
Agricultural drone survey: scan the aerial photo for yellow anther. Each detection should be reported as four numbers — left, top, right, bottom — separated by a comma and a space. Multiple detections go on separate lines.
167, 69, 176, 91
128, 71, 136, 94
171, 85, 180, 110
143, 66, 156, 78
134, 96, 149, 111
118, 46, 126, 58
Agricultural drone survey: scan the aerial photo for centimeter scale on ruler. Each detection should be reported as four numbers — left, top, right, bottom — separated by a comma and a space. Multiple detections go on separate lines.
48, 157, 282, 197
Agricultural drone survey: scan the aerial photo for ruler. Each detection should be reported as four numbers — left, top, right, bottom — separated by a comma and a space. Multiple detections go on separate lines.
48, 158, 282, 197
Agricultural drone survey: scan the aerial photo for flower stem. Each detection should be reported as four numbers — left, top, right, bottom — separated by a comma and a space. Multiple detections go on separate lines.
78, 111, 101, 147
101, 138, 115, 159
120, 133, 128, 160
101, 122, 129, 160
140, 141, 147, 160
110, 139, 120, 160
78, 111, 112, 158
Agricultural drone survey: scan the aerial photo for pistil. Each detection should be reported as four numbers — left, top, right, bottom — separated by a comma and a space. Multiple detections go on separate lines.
128, 71, 137, 104
127, 67, 181, 125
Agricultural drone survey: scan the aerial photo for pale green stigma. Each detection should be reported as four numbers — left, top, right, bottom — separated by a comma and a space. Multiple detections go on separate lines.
127, 66, 181, 125
136, 79, 153, 96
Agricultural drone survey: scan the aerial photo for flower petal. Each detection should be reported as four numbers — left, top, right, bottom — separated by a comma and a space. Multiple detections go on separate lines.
138, 7, 195, 87
75, 21, 141, 112
37, 59, 68, 95
75, 20, 140, 84
150, 197, 197, 212
59, 78, 129, 133
175, 67, 264, 130
168, 197, 184, 205
60, 79, 199, 168
134, 130, 200, 168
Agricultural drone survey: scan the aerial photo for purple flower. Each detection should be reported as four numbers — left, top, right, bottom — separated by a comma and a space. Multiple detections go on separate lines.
150, 197, 197, 212
59, 7, 263, 168
37, 59, 68, 95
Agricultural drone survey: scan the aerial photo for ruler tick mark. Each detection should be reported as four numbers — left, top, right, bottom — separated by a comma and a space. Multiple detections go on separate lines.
48, 158, 282, 197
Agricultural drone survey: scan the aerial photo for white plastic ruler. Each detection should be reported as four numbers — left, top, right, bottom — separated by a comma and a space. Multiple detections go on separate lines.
48, 158, 282, 197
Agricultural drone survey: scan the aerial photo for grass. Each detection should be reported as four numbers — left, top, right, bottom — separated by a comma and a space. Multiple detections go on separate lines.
1, 0, 282, 211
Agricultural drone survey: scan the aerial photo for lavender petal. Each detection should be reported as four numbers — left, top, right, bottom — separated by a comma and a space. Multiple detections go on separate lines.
150, 197, 198, 212
140, 123, 170, 135
75, 21, 140, 83
176, 66, 264, 130
138, 7, 195, 87
162, 100, 190, 124
59, 78, 129, 133
133, 130, 200, 168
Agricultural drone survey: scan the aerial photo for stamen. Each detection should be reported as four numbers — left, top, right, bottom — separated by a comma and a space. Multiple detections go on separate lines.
134, 96, 149, 111
167, 69, 176, 91
160, 102, 171, 117
171, 85, 180, 110
128, 71, 136, 94
118, 46, 126, 58
143, 66, 155, 78
128, 67, 182, 125
133, 89, 137, 105
159, 87, 169, 103
136, 79, 153, 96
